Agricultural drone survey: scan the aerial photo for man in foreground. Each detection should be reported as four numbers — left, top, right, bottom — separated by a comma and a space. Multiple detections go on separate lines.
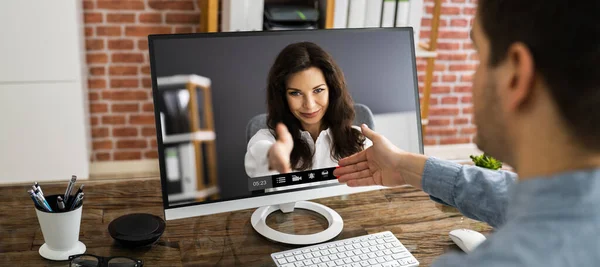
334, 0, 600, 265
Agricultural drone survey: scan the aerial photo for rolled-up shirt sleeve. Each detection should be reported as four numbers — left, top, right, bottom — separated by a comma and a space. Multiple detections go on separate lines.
421, 157, 518, 228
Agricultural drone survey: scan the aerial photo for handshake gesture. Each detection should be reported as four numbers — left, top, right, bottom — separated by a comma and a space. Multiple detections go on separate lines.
268, 123, 426, 189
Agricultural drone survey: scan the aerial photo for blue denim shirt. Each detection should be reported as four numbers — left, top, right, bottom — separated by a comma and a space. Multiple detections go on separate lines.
421, 157, 600, 266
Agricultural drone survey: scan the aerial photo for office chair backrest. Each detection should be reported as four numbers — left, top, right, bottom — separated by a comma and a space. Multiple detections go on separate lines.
245, 103, 375, 143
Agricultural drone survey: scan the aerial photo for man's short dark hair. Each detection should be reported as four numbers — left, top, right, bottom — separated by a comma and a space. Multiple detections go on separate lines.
478, 0, 600, 150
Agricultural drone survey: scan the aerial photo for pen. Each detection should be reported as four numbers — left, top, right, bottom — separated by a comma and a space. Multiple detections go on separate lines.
31, 190, 52, 212
75, 193, 85, 209
57, 196, 66, 211
31, 185, 43, 198
34, 182, 44, 197
64, 175, 77, 204
27, 190, 44, 210
70, 184, 84, 206
69, 192, 84, 210
74, 184, 84, 196
35, 189, 53, 212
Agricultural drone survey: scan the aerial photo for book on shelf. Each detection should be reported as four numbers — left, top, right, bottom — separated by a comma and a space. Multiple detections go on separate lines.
347, 0, 367, 28
396, 0, 411, 27
364, 0, 383, 28
332, 0, 349, 28
221, 0, 264, 32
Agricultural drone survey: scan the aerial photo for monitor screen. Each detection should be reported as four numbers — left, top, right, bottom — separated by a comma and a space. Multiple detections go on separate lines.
149, 28, 422, 215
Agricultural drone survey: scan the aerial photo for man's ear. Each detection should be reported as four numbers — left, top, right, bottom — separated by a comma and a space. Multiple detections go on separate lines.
504, 42, 535, 111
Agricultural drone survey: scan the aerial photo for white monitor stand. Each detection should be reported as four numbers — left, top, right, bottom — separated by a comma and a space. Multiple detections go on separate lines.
251, 201, 343, 245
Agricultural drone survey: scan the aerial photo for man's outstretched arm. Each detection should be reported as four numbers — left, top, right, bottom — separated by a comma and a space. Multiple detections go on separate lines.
334, 124, 518, 228
420, 156, 517, 228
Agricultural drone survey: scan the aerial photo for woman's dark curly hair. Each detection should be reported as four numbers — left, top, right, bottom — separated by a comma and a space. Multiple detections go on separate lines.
266, 41, 366, 170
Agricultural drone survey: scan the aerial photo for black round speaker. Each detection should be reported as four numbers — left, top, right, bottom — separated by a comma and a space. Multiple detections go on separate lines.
108, 213, 166, 248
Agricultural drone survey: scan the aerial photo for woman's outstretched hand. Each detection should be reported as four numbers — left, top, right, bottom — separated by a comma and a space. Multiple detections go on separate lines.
267, 123, 294, 174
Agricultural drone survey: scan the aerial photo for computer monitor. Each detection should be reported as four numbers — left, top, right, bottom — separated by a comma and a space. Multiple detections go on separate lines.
148, 27, 423, 245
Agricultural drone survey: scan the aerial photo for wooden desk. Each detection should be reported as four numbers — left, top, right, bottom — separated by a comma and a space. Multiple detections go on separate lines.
0, 178, 492, 266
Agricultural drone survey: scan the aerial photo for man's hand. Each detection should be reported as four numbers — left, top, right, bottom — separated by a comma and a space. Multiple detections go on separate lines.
334, 124, 421, 188
267, 123, 294, 173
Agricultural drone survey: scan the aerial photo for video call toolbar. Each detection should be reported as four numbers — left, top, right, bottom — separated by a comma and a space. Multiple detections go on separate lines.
248, 167, 338, 192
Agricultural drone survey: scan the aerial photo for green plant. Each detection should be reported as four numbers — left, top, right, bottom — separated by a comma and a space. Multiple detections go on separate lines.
470, 154, 503, 170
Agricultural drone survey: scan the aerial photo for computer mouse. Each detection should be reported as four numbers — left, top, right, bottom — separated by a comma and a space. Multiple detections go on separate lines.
449, 229, 486, 253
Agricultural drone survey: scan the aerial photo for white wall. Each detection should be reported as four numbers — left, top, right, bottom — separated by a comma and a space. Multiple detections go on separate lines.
372, 112, 483, 161
372, 112, 422, 154
0, 1, 90, 184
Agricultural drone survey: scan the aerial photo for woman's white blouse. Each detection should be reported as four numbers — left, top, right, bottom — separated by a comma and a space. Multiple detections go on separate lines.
244, 126, 372, 178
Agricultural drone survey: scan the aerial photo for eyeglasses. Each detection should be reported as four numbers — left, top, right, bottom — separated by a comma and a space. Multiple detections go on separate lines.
69, 254, 143, 267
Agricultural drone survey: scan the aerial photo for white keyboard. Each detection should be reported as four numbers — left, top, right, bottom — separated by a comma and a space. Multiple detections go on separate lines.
271, 231, 419, 267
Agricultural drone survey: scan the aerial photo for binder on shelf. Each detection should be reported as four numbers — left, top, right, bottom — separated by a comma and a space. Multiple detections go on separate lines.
381, 0, 396, 27
247, 0, 265, 31
162, 143, 199, 194
364, 0, 383, 28
333, 0, 349, 28
395, 0, 410, 27
222, 0, 264, 32
347, 0, 367, 28
178, 143, 197, 194
165, 147, 180, 182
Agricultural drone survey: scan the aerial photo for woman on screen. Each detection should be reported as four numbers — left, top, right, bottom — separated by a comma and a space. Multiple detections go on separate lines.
244, 41, 372, 178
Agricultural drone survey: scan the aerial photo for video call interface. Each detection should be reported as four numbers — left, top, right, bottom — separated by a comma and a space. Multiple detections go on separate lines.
150, 29, 422, 207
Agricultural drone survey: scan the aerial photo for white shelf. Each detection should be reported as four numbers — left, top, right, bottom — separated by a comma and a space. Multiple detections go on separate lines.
157, 74, 211, 87
415, 45, 437, 58
424, 143, 483, 161
168, 186, 220, 202
163, 131, 216, 144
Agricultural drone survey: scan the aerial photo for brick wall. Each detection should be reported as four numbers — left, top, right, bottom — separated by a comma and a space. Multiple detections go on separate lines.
84, 0, 201, 161
84, 0, 477, 161
419, 0, 477, 146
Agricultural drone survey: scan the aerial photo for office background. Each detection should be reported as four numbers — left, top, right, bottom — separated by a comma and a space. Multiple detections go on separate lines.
0, 0, 479, 184
83, 0, 477, 163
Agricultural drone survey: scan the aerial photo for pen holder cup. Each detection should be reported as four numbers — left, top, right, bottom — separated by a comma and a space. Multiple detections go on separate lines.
34, 194, 86, 261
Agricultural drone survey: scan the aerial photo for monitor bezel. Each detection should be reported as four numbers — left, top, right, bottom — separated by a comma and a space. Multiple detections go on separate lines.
148, 27, 424, 219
